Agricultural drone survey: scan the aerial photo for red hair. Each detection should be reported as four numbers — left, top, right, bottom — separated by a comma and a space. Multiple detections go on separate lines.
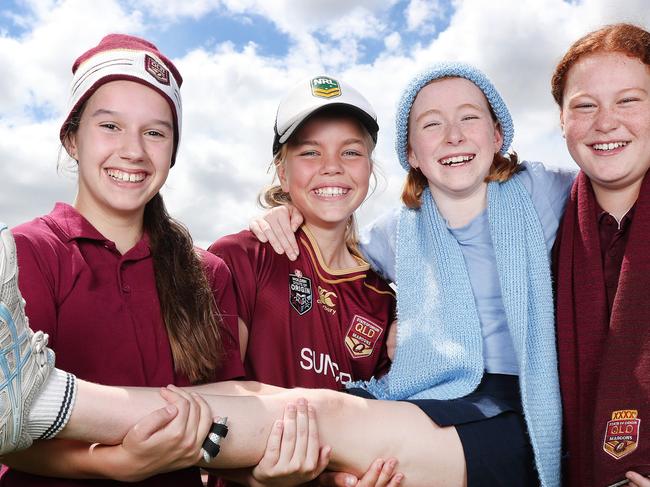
552, 23, 650, 106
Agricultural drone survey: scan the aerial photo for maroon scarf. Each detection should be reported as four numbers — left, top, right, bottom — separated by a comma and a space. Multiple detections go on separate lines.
555, 171, 650, 486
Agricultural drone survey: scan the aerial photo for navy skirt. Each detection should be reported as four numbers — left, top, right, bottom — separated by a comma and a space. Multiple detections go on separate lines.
348, 374, 539, 487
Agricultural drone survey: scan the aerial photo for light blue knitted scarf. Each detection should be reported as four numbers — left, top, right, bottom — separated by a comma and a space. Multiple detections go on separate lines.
353, 178, 561, 487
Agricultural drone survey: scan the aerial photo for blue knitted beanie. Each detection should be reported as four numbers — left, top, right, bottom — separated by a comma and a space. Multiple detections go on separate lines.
395, 62, 514, 171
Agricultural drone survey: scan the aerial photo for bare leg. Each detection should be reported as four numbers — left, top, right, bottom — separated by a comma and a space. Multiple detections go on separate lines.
59, 383, 465, 486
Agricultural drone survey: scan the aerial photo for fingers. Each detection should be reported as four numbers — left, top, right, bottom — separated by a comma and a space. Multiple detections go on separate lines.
318, 471, 359, 487
314, 445, 332, 480
268, 206, 300, 260
248, 207, 301, 260
627, 471, 650, 487
249, 218, 269, 243
292, 399, 311, 463
128, 404, 179, 442
305, 403, 326, 471
162, 385, 212, 461
357, 458, 402, 487
278, 401, 299, 465
288, 206, 304, 233
260, 419, 285, 467
252, 399, 326, 484
191, 392, 214, 450
258, 218, 288, 256
322, 458, 403, 487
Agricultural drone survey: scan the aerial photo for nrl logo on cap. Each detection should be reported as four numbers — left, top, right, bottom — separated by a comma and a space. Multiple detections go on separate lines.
145, 54, 170, 86
311, 77, 341, 99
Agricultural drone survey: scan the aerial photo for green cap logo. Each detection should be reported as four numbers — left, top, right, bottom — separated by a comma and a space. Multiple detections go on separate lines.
311, 77, 341, 98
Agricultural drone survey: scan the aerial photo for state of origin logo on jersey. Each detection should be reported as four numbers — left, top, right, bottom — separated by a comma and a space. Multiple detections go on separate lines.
289, 269, 313, 315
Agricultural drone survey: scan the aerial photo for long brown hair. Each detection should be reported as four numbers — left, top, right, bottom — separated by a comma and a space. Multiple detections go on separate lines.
63, 106, 223, 384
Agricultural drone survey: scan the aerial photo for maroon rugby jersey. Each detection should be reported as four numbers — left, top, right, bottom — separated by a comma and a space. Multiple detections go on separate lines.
209, 226, 395, 390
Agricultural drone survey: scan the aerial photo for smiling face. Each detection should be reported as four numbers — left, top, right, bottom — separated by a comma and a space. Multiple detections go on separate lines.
407, 77, 503, 201
65, 80, 174, 222
278, 115, 372, 232
561, 52, 650, 195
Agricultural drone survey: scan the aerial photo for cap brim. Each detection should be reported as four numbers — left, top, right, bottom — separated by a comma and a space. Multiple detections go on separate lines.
273, 103, 378, 154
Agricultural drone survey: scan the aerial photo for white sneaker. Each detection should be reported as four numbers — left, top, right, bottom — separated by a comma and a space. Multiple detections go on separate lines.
0, 224, 54, 454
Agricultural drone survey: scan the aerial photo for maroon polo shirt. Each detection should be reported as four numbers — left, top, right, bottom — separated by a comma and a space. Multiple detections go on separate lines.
597, 204, 635, 318
209, 227, 395, 390
2, 203, 243, 487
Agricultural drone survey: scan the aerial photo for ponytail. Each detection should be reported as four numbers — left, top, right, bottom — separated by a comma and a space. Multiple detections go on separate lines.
144, 194, 224, 383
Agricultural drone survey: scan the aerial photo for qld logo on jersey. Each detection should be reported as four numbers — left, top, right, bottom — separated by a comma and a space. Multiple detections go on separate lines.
345, 315, 383, 359
603, 409, 641, 460
289, 270, 312, 315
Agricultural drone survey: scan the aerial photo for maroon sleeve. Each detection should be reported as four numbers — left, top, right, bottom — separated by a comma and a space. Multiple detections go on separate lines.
208, 232, 259, 328
13, 231, 59, 348
199, 249, 245, 381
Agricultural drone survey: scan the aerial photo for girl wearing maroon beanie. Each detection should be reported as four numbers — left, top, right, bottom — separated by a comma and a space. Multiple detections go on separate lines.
0, 34, 244, 487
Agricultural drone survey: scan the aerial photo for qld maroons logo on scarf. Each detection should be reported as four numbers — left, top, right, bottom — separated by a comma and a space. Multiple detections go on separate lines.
603, 409, 641, 460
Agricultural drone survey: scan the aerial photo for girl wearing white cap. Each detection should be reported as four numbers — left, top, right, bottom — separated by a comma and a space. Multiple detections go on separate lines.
206, 75, 401, 485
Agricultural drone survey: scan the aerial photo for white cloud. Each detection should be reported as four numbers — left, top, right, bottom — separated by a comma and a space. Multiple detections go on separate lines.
2, 0, 650, 248
384, 32, 401, 51
405, 0, 442, 31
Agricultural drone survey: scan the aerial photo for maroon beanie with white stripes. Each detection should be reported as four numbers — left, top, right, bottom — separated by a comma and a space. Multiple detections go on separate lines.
60, 34, 183, 165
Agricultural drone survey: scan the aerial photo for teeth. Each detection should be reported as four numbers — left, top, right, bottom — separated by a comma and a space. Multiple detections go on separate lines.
592, 141, 628, 151
106, 169, 145, 183
314, 187, 348, 197
440, 155, 474, 165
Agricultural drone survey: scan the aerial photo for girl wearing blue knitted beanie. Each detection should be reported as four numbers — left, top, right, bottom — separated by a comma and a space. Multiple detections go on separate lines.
250, 63, 576, 487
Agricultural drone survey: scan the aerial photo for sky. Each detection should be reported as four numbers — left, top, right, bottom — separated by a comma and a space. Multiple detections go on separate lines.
1, 0, 649, 247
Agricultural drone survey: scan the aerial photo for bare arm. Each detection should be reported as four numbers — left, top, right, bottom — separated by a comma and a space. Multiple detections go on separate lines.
3, 390, 213, 481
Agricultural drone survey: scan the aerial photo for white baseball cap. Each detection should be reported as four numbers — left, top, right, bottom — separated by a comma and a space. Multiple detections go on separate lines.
273, 75, 379, 154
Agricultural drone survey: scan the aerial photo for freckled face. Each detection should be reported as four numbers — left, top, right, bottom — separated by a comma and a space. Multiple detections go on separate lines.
407, 77, 503, 200
279, 116, 372, 231
561, 52, 650, 193
66, 80, 174, 219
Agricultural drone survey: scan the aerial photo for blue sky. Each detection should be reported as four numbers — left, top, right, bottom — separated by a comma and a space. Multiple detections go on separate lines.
1, 0, 454, 63
0, 0, 648, 246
